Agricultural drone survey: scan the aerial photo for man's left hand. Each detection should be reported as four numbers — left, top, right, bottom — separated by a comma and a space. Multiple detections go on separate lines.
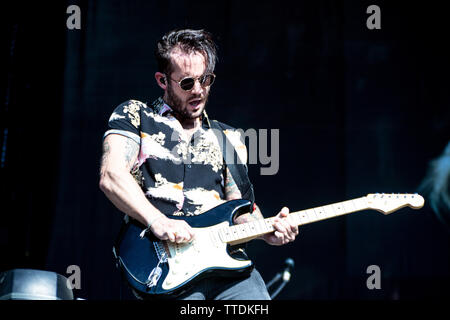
261, 207, 299, 246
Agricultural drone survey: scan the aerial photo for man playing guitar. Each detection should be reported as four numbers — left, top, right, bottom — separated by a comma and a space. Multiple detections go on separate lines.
99, 28, 299, 300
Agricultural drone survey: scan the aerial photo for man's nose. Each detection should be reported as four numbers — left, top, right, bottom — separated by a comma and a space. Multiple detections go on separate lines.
191, 79, 203, 94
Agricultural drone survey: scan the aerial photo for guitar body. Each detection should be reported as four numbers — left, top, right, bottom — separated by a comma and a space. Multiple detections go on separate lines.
114, 199, 254, 297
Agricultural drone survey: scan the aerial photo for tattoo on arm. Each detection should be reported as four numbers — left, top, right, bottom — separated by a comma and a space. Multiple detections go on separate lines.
223, 167, 263, 224
123, 138, 139, 170
100, 140, 111, 175
224, 167, 242, 200
234, 205, 264, 224
100, 136, 139, 175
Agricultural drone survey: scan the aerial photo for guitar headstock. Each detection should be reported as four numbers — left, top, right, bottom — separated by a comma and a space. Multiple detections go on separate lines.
365, 193, 425, 215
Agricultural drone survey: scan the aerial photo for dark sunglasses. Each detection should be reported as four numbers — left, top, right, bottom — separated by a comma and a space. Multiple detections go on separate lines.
166, 73, 216, 91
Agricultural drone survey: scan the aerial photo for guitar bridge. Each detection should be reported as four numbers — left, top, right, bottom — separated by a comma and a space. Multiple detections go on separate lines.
153, 241, 169, 262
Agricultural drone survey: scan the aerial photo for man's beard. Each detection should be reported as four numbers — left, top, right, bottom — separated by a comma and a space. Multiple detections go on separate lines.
166, 83, 209, 120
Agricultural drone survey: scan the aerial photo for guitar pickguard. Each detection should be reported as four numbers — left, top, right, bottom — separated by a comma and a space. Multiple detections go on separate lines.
162, 221, 252, 290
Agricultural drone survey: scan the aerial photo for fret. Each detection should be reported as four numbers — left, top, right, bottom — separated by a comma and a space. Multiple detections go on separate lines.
219, 227, 229, 242
292, 212, 302, 225
305, 210, 314, 224
257, 219, 268, 235
248, 220, 259, 236
286, 213, 297, 226
247, 222, 258, 237
290, 212, 300, 226
230, 225, 240, 240
294, 211, 303, 225
264, 218, 275, 232
232, 224, 242, 239
288, 211, 305, 226
254, 220, 265, 237
237, 223, 246, 237
253, 219, 262, 234
251, 219, 264, 236
303, 210, 315, 224
298, 210, 311, 224
361, 196, 370, 209
236, 225, 245, 239
227, 225, 236, 239
259, 218, 268, 231
220, 227, 229, 242
331, 202, 345, 216
306, 207, 323, 223
313, 207, 325, 221
351, 197, 368, 211
289, 212, 298, 224
259, 219, 267, 233
323, 205, 335, 218
258, 219, 266, 231
240, 223, 252, 237
342, 200, 356, 213
225, 227, 234, 242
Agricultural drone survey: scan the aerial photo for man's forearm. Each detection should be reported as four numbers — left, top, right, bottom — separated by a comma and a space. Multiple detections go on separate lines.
234, 204, 264, 224
100, 168, 164, 227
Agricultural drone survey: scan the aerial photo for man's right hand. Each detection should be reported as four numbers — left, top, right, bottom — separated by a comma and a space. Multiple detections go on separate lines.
150, 216, 195, 243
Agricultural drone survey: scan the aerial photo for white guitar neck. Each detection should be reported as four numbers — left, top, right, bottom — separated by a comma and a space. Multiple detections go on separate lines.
218, 194, 424, 246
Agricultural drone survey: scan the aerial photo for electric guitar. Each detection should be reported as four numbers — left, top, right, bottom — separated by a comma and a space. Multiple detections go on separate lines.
114, 193, 424, 296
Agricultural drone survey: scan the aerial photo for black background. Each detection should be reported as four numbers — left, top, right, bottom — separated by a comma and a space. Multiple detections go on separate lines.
1, 0, 449, 300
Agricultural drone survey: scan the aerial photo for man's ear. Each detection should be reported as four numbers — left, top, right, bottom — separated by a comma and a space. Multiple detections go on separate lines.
155, 72, 167, 90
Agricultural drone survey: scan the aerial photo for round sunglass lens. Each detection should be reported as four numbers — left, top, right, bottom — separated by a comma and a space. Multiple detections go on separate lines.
202, 74, 215, 86
180, 78, 195, 90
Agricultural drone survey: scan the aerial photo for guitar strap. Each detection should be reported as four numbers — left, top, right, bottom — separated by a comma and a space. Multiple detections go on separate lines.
208, 119, 256, 209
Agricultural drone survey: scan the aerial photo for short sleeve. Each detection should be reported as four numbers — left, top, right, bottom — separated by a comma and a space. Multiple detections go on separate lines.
223, 129, 248, 165
103, 100, 146, 144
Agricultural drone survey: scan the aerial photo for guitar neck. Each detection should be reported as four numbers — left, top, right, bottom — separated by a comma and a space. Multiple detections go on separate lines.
221, 196, 369, 246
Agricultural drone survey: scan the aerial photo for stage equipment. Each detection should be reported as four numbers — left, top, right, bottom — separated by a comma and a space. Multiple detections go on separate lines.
0, 269, 74, 300
266, 258, 295, 299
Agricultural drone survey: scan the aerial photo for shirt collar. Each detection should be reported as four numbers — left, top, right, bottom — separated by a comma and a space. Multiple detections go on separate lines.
151, 96, 172, 116
151, 97, 211, 128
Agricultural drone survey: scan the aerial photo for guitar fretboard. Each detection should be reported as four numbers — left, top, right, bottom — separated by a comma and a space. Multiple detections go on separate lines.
218, 197, 369, 246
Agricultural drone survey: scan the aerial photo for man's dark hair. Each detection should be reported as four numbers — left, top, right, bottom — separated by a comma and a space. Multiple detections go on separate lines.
155, 29, 218, 76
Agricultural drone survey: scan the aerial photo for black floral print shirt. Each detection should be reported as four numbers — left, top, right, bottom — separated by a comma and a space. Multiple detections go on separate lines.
104, 97, 247, 217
